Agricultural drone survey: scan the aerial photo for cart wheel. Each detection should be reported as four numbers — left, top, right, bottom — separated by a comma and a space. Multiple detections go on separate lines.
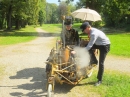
47, 84, 52, 97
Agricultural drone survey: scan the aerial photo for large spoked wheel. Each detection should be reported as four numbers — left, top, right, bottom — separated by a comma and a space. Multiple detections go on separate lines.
47, 84, 52, 97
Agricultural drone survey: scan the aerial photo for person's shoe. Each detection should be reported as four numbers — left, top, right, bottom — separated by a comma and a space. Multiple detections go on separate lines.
94, 81, 102, 86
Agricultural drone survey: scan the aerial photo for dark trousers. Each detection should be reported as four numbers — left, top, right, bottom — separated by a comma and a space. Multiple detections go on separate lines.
89, 44, 110, 81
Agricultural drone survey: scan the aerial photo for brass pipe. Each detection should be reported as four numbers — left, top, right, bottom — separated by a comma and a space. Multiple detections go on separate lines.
61, 64, 75, 70
56, 71, 75, 85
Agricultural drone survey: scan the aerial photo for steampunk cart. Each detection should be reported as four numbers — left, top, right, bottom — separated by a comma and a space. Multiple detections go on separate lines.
45, 41, 93, 97
45, 16, 94, 97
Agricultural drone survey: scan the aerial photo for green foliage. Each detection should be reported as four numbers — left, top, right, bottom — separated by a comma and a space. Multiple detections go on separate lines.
125, 24, 130, 31
102, 0, 130, 27
27, 0, 40, 25
46, 3, 58, 24
0, 0, 47, 29
0, 0, 80, 28
76, 0, 130, 28
38, 0, 46, 25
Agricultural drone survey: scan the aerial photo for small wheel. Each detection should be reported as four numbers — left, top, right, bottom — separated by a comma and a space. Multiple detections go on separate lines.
47, 84, 52, 97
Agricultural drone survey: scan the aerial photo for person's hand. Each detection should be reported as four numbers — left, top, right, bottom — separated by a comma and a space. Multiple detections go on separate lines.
57, 40, 61, 44
71, 51, 76, 54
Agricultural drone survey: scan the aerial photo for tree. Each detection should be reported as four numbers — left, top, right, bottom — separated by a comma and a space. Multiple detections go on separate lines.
13, 0, 28, 29
38, 0, 46, 26
2, 0, 14, 30
58, 2, 68, 22
76, 0, 130, 28
50, 4, 58, 23
0, 0, 47, 30
0, 1, 6, 29
102, 0, 130, 27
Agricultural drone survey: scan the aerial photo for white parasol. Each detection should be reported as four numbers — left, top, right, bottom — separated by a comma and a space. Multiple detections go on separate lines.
71, 8, 102, 21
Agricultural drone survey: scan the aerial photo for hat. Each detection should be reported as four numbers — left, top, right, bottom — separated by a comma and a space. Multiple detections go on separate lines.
64, 16, 73, 25
80, 22, 90, 32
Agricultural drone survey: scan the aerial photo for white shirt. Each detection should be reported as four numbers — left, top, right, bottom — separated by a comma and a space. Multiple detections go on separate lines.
86, 28, 110, 50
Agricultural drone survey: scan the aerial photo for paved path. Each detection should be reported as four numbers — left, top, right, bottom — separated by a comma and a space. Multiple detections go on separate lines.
105, 55, 130, 73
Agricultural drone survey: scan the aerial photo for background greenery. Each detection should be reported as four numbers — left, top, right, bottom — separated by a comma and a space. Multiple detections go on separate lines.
0, 0, 130, 30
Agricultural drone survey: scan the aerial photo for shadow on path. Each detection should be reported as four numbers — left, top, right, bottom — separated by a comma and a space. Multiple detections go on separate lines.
9, 67, 47, 97
0, 31, 60, 37
54, 83, 75, 95
9, 67, 75, 97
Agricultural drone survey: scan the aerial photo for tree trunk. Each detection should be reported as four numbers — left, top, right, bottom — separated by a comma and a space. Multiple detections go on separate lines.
21, 20, 26, 28
7, 5, 12, 30
0, 20, 2, 29
15, 19, 21, 30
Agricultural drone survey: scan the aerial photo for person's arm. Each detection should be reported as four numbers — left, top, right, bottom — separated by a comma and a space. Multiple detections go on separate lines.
86, 34, 97, 50
75, 30, 79, 45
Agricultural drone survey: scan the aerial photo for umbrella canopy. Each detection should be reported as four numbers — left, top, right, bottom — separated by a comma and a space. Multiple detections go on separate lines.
71, 8, 102, 22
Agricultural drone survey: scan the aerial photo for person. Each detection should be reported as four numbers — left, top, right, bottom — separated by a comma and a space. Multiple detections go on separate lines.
61, 16, 79, 47
46, 16, 79, 73
80, 22, 110, 86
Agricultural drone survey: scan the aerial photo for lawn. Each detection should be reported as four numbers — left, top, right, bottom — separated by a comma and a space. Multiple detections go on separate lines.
107, 33, 130, 57
0, 26, 37, 45
41, 24, 62, 33
66, 69, 130, 97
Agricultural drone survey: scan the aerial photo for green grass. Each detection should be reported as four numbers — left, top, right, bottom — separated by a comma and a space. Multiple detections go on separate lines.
72, 23, 82, 32
41, 24, 62, 33
41, 23, 83, 33
65, 69, 130, 97
107, 33, 130, 57
0, 26, 37, 45
78, 70, 130, 97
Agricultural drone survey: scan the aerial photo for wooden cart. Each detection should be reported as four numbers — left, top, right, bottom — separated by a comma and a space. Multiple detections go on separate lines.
45, 40, 93, 97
